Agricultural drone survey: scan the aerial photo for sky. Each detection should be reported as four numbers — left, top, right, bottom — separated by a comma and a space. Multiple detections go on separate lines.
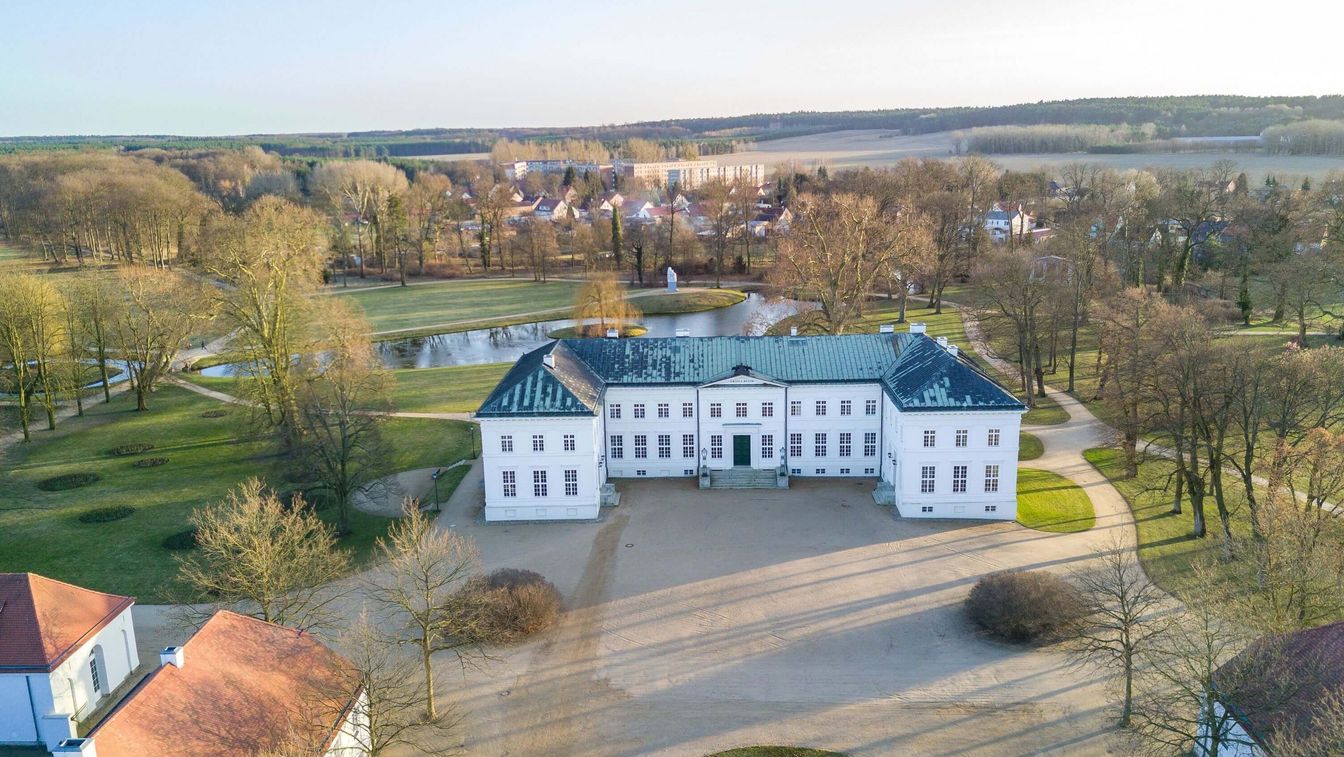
2, 0, 1342, 137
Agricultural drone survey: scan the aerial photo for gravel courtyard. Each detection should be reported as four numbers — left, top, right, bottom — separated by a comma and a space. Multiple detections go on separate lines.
446, 470, 1130, 756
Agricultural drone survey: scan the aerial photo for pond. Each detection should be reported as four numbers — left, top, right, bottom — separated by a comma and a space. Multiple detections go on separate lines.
199, 292, 802, 375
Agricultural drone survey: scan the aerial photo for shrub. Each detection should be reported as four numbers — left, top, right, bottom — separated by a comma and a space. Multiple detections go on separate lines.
37, 472, 102, 491
200, 409, 228, 419
133, 457, 169, 468
966, 570, 1086, 642
422, 259, 465, 279
161, 528, 198, 551
108, 443, 154, 456
77, 505, 135, 523
454, 568, 562, 642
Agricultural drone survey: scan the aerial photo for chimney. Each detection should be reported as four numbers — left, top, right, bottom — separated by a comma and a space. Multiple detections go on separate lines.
542, 352, 556, 369
948, 344, 959, 357
789, 327, 799, 337
160, 646, 184, 669
936, 336, 949, 349
909, 322, 926, 334
879, 323, 894, 334
605, 328, 619, 339
674, 328, 691, 337
54, 738, 97, 757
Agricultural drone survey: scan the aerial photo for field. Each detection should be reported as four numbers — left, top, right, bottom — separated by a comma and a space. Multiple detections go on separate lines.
392, 363, 512, 414
0, 385, 476, 600
715, 130, 1344, 181
336, 278, 583, 335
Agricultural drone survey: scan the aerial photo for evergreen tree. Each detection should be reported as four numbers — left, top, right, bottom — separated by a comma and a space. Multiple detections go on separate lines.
611, 210, 623, 270
562, 166, 577, 187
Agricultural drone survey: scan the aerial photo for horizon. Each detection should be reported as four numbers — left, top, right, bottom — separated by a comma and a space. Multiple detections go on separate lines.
4, 0, 1342, 137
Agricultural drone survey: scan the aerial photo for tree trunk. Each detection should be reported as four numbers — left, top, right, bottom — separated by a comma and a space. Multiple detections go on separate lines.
422, 645, 437, 720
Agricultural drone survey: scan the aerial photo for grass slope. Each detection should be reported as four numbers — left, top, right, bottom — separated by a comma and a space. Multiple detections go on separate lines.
1016, 467, 1095, 533
637, 288, 747, 315
339, 279, 583, 334
0, 386, 475, 600
1018, 432, 1044, 461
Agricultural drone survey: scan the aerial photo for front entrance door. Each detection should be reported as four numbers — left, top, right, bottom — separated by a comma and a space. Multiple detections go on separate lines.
732, 435, 751, 467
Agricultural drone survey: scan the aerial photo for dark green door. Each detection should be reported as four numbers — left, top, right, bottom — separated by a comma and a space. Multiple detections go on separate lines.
733, 435, 751, 466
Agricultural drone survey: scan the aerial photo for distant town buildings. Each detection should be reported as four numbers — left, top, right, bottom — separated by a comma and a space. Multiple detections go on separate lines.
503, 158, 765, 189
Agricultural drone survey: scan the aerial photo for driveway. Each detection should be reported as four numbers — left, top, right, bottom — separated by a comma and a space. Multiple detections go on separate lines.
442, 476, 1129, 756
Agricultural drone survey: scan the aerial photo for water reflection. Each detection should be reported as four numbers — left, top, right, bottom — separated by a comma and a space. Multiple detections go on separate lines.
200, 292, 801, 376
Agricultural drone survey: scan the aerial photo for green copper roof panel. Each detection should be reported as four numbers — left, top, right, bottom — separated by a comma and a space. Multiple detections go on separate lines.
475, 333, 1025, 417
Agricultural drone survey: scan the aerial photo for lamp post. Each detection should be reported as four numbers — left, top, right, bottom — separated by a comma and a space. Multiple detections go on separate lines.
431, 468, 444, 513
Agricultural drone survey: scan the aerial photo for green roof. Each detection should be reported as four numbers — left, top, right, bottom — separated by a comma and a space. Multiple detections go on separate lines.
476, 333, 1025, 417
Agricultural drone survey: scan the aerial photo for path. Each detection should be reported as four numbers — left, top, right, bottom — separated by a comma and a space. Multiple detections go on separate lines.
352, 460, 473, 516
166, 377, 474, 421
0, 381, 132, 453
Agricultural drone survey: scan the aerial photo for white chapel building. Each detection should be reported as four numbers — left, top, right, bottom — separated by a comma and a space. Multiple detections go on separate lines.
476, 323, 1025, 522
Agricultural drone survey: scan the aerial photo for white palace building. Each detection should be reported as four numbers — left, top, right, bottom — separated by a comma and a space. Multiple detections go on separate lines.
475, 323, 1026, 522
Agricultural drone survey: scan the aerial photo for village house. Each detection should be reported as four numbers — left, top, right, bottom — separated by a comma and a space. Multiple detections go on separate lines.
70, 610, 368, 757
984, 203, 1034, 242
533, 197, 570, 221
0, 574, 139, 752
475, 325, 1025, 523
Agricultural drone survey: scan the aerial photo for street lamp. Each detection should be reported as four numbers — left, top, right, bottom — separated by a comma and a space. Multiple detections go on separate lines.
430, 468, 444, 513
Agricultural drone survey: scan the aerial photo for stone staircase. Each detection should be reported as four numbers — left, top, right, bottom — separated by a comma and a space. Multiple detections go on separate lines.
708, 467, 781, 489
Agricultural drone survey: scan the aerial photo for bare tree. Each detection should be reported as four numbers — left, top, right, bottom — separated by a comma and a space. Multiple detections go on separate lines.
364, 503, 482, 722
110, 267, 211, 411
335, 610, 462, 756
1070, 534, 1170, 727
177, 478, 351, 631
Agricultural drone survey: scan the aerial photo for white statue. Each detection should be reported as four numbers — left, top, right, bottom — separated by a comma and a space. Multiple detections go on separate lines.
666, 266, 678, 293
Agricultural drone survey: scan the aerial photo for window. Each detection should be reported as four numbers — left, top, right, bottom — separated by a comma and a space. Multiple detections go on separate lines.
955, 429, 968, 448
864, 432, 877, 457
710, 402, 722, 418
864, 467, 876, 475
532, 470, 548, 497
761, 434, 774, 460
865, 399, 878, 416
710, 435, 723, 459
634, 435, 648, 459
658, 434, 671, 459
761, 402, 774, 417
815, 400, 827, 416
633, 404, 646, 419
984, 464, 1000, 493
735, 401, 748, 418
789, 433, 803, 458
609, 404, 621, 419
921, 505, 934, 513
920, 465, 936, 493
657, 403, 669, 419
564, 469, 578, 496
839, 467, 850, 474
790, 401, 802, 417
90, 656, 101, 693
502, 471, 517, 497
791, 468, 801, 475
500, 435, 513, 453
840, 400, 852, 416
563, 434, 575, 452
610, 435, 623, 459
684, 469, 695, 476
814, 432, 827, 457
923, 429, 936, 448
636, 469, 646, 476
985, 505, 998, 513
952, 464, 968, 493
682, 434, 696, 458
532, 434, 545, 452
839, 432, 852, 457
815, 468, 826, 475
988, 428, 1001, 447
682, 402, 694, 418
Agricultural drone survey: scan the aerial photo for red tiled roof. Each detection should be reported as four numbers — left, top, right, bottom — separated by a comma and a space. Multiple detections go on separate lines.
90, 611, 361, 756
1217, 620, 1344, 747
0, 573, 134, 672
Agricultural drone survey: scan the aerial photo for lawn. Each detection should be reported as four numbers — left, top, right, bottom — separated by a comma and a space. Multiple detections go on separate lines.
1015, 468, 1095, 533
339, 279, 584, 335
765, 298, 972, 344
636, 288, 747, 315
0, 385, 476, 600
1018, 432, 1044, 461
390, 362, 509, 415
